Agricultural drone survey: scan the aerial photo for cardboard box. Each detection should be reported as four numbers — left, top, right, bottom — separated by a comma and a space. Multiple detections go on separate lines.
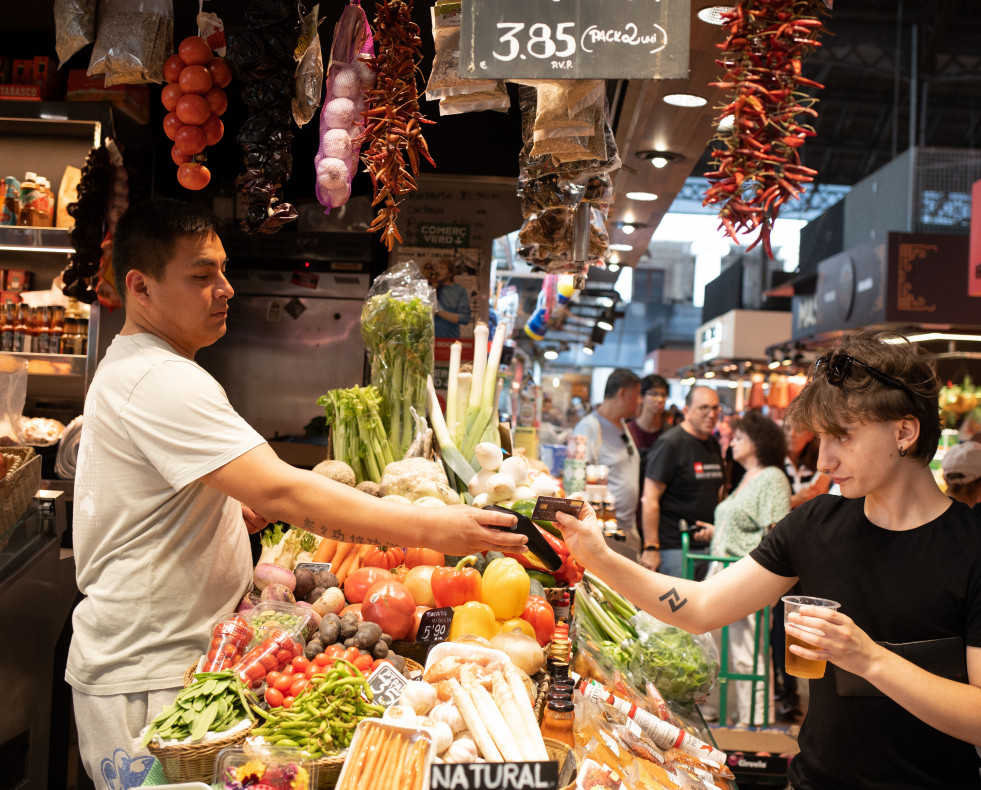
711, 727, 799, 786
12, 59, 32, 84
4, 270, 31, 292
65, 70, 150, 124
32, 56, 56, 89
0, 291, 23, 305
0, 84, 45, 101
0, 57, 11, 84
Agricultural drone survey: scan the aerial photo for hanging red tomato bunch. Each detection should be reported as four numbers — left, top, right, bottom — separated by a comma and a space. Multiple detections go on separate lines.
161, 36, 232, 191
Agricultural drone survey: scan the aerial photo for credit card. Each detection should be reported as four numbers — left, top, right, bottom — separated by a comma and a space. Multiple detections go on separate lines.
532, 496, 585, 522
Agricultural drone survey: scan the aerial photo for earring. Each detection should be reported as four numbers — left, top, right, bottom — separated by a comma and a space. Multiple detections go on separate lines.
898, 446, 908, 457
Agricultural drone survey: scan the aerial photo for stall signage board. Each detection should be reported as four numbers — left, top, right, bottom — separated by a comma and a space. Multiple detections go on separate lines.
417, 607, 454, 643
430, 761, 558, 790
460, 0, 690, 80
367, 663, 409, 709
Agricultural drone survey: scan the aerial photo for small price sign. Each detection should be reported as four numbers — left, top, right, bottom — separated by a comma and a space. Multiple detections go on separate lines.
461, 0, 690, 80
367, 663, 409, 709
293, 561, 331, 574
417, 607, 454, 644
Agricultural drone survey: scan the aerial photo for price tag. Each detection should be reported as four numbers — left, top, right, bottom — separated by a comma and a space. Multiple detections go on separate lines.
293, 562, 332, 574
417, 607, 453, 644
431, 761, 558, 790
461, 0, 690, 80
366, 663, 409, 709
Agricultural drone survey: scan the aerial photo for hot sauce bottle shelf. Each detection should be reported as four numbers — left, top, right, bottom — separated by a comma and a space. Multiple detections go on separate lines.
0, 304, 88, 355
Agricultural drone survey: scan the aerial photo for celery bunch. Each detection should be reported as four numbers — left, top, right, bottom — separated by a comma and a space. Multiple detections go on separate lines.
318, 385, 395, 484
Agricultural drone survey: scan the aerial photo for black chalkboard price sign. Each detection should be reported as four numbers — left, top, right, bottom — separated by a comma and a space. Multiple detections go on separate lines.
417, 607, 454, 644
460, 0, 690, 80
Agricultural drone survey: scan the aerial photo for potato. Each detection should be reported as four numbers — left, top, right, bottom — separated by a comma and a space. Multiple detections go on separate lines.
353, 621, 383, 649
306, 586, 327, 605
304, 639, 325, 660
294, 568, 317, 601
314, 570, 339, 590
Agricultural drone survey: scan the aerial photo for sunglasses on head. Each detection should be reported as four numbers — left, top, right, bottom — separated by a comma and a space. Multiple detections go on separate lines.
814, 354, 915, 399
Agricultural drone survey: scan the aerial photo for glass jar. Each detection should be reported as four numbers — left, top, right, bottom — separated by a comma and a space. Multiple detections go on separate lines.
540, 698, 575, 747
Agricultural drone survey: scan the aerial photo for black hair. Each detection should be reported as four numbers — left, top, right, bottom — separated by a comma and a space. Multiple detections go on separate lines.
603, 368, 641, 400
732, 411, 787, 469
640, 374, 669, 395
113, 198, 225, 302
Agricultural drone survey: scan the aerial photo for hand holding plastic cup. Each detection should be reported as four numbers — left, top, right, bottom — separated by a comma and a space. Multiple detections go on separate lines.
782, 595, 841, 679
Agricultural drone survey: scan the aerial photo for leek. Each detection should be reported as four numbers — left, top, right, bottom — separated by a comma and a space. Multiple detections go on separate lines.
452, 372, 472, 446
445, 341, 462, 440
464, 323, 489, 432
426, 375, 476, 487
461, 323, 507, 460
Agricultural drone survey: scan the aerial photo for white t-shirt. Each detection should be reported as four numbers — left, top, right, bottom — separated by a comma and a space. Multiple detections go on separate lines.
66, 333, 265, 695
572, 411, 640, 536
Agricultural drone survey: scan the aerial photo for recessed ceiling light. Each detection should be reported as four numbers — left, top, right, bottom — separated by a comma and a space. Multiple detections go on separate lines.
620, 223, 635, 234
543, 349, 559, 360
636, 150, 683, 168
608, 243, 633, 252
663, 93, 708, 108
625, 191, 658, 201
552, 376, 561, 387
697, 5, 733, 25
608, 263, 620, 272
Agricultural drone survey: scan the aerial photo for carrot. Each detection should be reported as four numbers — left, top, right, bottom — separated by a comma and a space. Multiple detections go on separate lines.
330, 541, 356, 569
333, 544, 362, 583
313, 537, 338, 563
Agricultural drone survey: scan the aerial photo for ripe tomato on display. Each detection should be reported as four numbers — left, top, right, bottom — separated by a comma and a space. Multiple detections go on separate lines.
265, 670, 284, 689
313, 652, 333, 667
289, 678, 309, 698
162, 112, 183, 141
163, 54, 185, 84
273, 674, 294, 694
264, 687, 284, 707
405, 548, 445, 568
174, 125, 206, 156
342, 647, 361, 665
178, 36, 213, 66
206, 57, 233, 88
204, 87, 228, 116
353, 654, 374, 673
179, 65, 213, 95
282, 696, 295, 709
175, 94, 211, 126
161, 83, 184, 112
361, 580, 416, 640
177, 163, 210, 190
291, 656, 311, 673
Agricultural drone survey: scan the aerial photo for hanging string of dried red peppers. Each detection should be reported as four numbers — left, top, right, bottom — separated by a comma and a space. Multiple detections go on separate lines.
359, 0, 435, 251
703, 0, 828, 258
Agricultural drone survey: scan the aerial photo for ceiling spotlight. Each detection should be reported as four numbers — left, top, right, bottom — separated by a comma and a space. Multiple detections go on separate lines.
625, 191, 658, 201
597, 319, 613, 332
663, 93, 708, 108
608, 263, 620, 272
583, 344, 594, 356
608, 243, 633, 252
704, 370, 716, 378
543, 349, 559, 360
697, 5, 733, 25
636, 150, 683, 169
768, 360, 781, 369
620, 223, 635, 234
552, 377, 561, 388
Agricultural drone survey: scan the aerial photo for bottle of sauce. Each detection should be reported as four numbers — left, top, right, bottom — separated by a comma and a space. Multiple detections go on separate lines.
76, 315, 88, 355
49, 306, 64, 353
61, 317, 76, 354
13, 305, 30, 352
539, 698, 575, 747
18, 172, 38, 227
0, 304, 14, 352
34, 306, 50, 354
36, 177, 54, 227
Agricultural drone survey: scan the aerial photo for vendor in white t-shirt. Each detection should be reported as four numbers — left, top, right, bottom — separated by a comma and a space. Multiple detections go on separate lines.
67, 199, 524, 789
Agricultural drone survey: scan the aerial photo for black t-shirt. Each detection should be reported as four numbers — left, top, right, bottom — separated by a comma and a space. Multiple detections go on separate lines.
751, 496, 981, 790
644, 426, 724, 549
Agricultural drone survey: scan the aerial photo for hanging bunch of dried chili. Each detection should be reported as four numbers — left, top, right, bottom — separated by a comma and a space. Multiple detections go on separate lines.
703, 0, 828, 257
359, 0, 435, 251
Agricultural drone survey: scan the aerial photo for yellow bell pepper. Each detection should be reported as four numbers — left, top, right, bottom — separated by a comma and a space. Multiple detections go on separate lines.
449, 601, 498, 641
498, 617, 536, 639
481, 557, 531, 620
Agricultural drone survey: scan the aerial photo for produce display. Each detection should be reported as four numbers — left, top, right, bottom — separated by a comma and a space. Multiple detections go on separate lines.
703, 0, 827, 257
336, 719, 433, 790
141, 670, 256, 747
161, 35, 231, 191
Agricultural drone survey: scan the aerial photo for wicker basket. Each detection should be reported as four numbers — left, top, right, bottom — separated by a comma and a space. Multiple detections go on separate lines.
391, 639, 432, 666
0, 447, 40, 550
147, 724, 253, 784
543, 737, 579, 790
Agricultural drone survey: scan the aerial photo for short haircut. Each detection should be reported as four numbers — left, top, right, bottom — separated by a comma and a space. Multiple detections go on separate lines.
732, 411, 786, 468
603, 368, 641, 400
113, 198, 224, 302
785, 331, 942, 462
685, 385, 717, 407
641, 374, 669, 395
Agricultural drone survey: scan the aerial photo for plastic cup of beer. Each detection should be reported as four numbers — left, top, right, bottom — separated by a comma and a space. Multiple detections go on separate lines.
782, 595, 841, 679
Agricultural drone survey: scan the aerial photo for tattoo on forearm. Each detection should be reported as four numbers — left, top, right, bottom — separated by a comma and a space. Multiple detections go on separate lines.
659, 587, 688, 612
303, 518, 316, 531
309, 524, 382, 545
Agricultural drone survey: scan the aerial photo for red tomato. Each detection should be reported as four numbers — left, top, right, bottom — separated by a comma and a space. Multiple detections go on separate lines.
362, 546, 405, 570
304, 664, 321, 680
175, 93, 211, 126
289, 678, 309, 697
275, 648, 294, 666
161, 83, 184, 112
266, 671, 284, 688
207, 648, 218, 662
390, 564, 409, 583
202, 115, 224, 146
342, 647, 361, 664
361, 580, 416, 640
171, 145, 191, 166
206, 57, 233, 88
344, 567, 393, 604
178, 36, 213, 66
520, 595, 556, 647
404, 548, 445, 568
353, 654, 374, 672
179, 65, 213, 95
162, 112, 183, 141
273, 674, 294, 693
282, 695, 295, 709
281, 665, 295, 676
259, 652, 279, 671
174, 125, 206, 156
177, 163, 211, 191
407, 605, 430, 641
324, 644, 345, 659
204, 87, 228, 116
291, 657, 311, 673
264, 687, 284, 707
313, 653, 332, 667
339, 603, 363, 621
163, 54, 185, 84
244, 662, 266, 681
371, 658, 394, 672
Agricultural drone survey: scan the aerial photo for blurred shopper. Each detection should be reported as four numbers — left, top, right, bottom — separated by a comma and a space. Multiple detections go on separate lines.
706, 411, 791, 725
572, 369, 643, 559
942, 440, 981, 514
785, 424, 831, 508
627, 375, 670, 548
641, 386, 725, 578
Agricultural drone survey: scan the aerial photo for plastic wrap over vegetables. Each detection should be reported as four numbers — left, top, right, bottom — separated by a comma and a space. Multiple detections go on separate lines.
360, 261, 436, 459
314, 2, 376, 213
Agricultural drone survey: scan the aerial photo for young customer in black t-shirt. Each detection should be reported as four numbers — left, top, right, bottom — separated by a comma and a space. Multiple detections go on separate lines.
556, 332, 981, 790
